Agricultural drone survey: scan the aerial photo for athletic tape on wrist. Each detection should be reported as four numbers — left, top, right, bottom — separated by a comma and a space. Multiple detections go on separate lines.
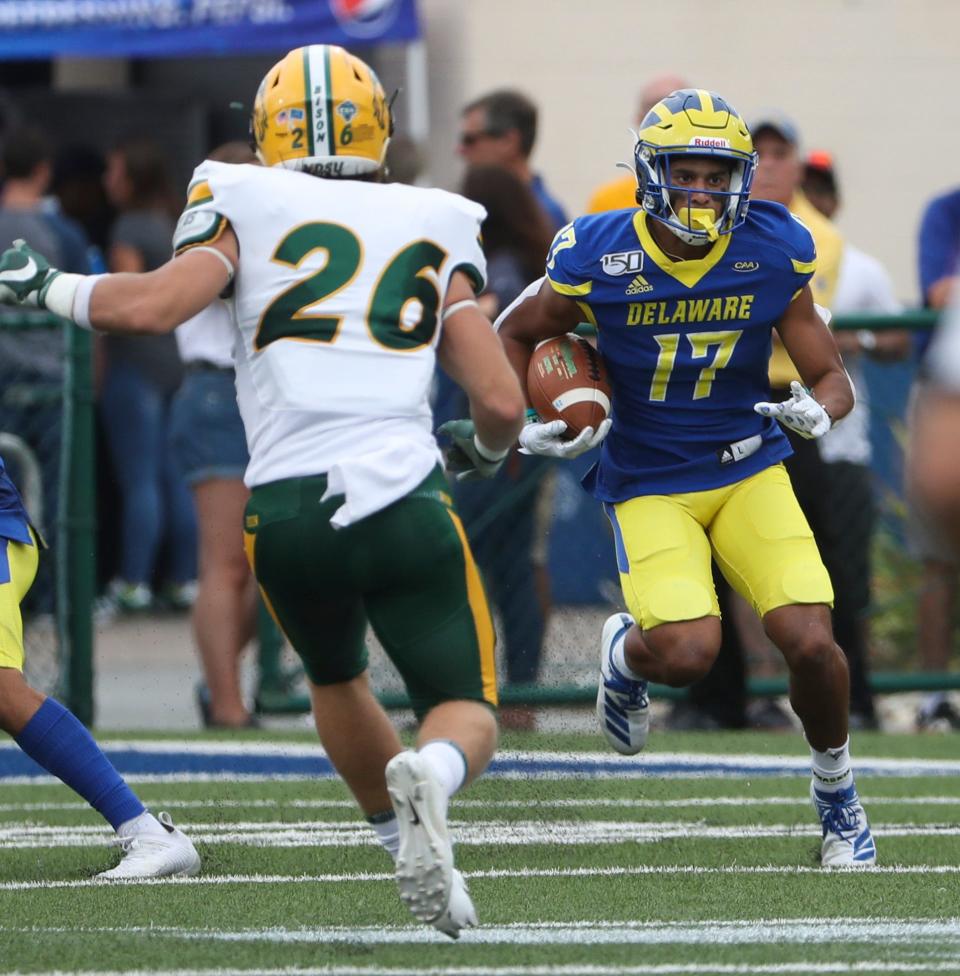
71, 274, 104, 330
41, 273, 83, 323
473, 433, 509, 463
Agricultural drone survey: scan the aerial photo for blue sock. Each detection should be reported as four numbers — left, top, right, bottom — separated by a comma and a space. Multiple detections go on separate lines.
15, 698, 145, 830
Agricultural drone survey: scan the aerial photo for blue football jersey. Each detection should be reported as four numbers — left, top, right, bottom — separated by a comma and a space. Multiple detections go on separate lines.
545, 200, 817, 500
0, 455, 32, 543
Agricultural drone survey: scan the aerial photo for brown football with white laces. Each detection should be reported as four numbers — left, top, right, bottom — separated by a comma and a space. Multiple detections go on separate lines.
527, 333, 612, 438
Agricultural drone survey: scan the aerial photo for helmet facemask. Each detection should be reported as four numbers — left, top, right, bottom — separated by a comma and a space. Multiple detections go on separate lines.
635, 143, 757, 247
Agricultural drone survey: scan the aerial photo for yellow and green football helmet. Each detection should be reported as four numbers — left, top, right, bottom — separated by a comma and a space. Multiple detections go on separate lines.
251, 44, 393, 177
633, 89, 757, 245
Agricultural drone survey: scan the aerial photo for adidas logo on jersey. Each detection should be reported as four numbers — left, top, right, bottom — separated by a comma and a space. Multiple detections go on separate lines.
625, 275, 653, 296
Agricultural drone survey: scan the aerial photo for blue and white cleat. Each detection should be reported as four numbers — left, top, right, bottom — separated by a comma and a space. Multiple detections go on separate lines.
810, 781, 877, 867
596, 612, 649, 755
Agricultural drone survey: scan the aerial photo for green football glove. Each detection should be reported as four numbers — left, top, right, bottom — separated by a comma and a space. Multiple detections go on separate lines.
438, 419, 510, 482
0, 239, 62, 307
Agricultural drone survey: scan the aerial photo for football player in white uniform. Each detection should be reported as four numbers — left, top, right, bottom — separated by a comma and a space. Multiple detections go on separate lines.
0, 45, 525, 937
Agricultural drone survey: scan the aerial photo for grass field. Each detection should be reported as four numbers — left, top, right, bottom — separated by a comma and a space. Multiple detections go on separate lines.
1, 727, 959, 975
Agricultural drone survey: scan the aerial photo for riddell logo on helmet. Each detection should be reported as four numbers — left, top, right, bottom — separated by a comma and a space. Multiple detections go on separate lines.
690, 137, 731, 148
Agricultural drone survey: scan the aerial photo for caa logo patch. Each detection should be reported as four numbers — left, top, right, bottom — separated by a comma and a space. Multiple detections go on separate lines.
601, 250, 644, 276
331, 0, 402, 39
733, 261, 759, 273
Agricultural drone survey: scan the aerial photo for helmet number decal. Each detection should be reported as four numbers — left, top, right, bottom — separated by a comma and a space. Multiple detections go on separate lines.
256, 222, 447, 354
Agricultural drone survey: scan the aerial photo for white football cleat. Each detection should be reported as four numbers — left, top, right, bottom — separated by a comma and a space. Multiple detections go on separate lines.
430, 869, 478, 939
596, 612, 649, 755
810, 781, 877, 867
98, 811, 200, 880
386, 750, 475, 938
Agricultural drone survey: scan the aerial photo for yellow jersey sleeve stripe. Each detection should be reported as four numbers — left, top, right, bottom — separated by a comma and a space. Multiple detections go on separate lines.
791, 258, 817, 275
186, 180, 214, 209
547, 276, 593, 297
575, 300, 598, 328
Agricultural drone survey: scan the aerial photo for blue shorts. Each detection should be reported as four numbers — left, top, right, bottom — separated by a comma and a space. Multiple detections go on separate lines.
170, 367, 249, 486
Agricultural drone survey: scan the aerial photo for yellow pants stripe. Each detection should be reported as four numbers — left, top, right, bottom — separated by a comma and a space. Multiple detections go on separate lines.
446, 509, 498, 708
243, 529, 294, 647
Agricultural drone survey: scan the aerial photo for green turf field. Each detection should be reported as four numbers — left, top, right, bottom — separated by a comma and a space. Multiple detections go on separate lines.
1, 729, 959, 975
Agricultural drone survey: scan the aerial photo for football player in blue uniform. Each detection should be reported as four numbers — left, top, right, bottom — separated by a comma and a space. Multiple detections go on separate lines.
0, 454, 199, 878
497, 89, 875, 867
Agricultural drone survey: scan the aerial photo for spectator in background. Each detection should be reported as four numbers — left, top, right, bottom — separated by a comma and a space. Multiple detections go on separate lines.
458, 90, 568, 231
0, 126, 96, 614
794, 143, 909, 725
752, 117, 908, 727
169, 141, 259, 729
51, 145, 114, 257
98, 138, 197, 616
910, 285, 960, 553
586, 73, 689, 214
385, 133, 424, 186
909, 185, 960, 730
439, 165, 555, 730
802, 150, 840, 221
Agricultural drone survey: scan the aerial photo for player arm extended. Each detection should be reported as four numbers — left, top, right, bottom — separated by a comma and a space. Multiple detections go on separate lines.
495, 277, 583, 399
775, 284, 855, 425
437, 271, 526, 454
86, 231, 238, 334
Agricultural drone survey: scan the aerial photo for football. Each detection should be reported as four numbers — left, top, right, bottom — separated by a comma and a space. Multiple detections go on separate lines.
527, 333, 612, 438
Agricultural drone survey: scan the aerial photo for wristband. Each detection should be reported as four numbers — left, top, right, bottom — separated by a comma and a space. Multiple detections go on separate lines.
524, 408, 541, 424
40, 273, 84, 321
72, 274, 105, 330
472, 434, 509, 463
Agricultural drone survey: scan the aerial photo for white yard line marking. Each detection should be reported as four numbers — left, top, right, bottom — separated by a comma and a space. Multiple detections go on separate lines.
4, 864, 960, 893
0, 818, 956, 850
11, 965, 960, 976
2, 795, 958, 814
1, 917, 959, 947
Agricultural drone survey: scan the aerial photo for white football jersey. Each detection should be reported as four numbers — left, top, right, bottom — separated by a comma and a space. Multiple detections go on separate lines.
176, 161, 487, 510
175, 299, 237, 369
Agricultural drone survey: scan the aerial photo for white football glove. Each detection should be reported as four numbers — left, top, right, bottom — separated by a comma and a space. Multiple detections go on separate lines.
518, 417, 612, 459
753, 380, 833, 440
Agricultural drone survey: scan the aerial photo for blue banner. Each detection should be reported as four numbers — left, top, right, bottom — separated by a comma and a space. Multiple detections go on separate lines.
0, 0, 420, 60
